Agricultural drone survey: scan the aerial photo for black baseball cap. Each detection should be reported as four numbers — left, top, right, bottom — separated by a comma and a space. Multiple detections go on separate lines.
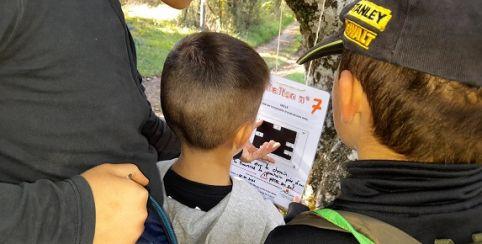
298, 0, 481, 87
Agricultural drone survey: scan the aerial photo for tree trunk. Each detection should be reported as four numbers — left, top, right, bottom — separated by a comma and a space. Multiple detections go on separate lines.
284, 0, 354, 208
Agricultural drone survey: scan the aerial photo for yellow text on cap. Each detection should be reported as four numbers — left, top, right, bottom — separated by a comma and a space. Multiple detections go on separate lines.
348, 0, 392, 31
344, 19, 377, 49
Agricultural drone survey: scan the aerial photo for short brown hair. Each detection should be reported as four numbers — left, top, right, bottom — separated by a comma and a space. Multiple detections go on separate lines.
161, 32, 269, 149
340, 50, 482, 163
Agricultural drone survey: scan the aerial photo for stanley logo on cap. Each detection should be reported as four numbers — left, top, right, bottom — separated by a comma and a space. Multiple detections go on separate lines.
348, 0, 392, 31
344, 0, 393, 49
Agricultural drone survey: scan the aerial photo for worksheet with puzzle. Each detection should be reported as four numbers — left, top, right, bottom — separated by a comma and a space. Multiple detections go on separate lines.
230, 75, 330, 209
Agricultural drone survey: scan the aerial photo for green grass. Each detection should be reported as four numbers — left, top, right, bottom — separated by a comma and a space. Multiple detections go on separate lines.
126, 9, 297, 77
241, 10, 295, 47
127, 17, 194, 77
283, 72, 305, 84
284, 34, 302, 54
258, 27, 301, 68
257, 26, 305, 84
261, 54, 290, 70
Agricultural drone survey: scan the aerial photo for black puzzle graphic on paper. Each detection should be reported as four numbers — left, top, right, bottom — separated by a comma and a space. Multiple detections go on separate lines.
253, 121, 297, 161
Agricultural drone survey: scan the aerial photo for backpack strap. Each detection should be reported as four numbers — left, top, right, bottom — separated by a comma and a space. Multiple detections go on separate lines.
433, 233, 482, 244
473, 233, 482, 244
288, 208, 421, 244
434, 239, 455, 244
288, 210, 349, 232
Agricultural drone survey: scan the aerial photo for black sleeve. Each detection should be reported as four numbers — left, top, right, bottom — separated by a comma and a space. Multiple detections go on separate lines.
124, 23, 181, 161
265, 225, 358, 244
0, 0, 22, 54
0, 176, 95, 243
141, 111, 181, 160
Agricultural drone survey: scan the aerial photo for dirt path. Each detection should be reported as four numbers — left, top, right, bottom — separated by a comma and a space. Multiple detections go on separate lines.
256, 22, 305, 77
256, 22, 299, 55
143, 76, 162, 116
143, 22, 304, 116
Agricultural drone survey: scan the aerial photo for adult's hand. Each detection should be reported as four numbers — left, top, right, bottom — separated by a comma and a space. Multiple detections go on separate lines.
240, 120, 281, 163
161, 0, 192, 9
81, 164, 149, 244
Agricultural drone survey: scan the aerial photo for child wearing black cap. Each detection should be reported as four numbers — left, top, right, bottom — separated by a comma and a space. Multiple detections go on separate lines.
266, 0, 481, 243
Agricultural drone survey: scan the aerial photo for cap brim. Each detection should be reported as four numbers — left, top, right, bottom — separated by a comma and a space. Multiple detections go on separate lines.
297, 35, 344, 64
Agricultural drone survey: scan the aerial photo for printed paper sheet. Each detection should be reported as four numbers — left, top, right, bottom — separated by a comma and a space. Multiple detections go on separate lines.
230, 75, 330, 209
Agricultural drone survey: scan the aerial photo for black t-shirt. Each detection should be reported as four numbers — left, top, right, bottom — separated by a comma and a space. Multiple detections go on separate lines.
163, 168, 232, 211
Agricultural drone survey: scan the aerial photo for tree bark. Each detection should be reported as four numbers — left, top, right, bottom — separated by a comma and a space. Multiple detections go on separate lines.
284, 0, 354, 208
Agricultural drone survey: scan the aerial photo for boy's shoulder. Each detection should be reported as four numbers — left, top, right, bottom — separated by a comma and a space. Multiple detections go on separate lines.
230, 176, 266, 202
202, 177, 284, 243
228, 177, 284, 224
156, 159, 177, 177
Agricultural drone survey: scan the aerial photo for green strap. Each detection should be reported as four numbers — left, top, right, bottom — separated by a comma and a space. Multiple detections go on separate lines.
312, 208, 375, 244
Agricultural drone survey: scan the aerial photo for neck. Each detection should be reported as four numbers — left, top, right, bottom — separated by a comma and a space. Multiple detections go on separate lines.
171, 143, 234, 186
356, 136, 407, 161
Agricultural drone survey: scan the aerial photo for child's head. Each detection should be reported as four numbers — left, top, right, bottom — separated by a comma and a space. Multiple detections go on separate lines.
334, 50, 481, 163
161, 32, 269, 153
297, 0, 481, 163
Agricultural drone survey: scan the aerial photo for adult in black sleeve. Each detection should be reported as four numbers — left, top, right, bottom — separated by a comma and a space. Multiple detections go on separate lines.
0, 0, 190, 243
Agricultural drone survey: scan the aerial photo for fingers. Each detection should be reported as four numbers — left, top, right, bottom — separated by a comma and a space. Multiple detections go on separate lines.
243, 143, 257, 153
261, 155, 275, 163
293, 195, 301, 203
254, 120, 264, 128
261, 140, 280, 155
127, 170, 150, 187
241, 140, 281, 163
270, 141, 281, 151
109, 163, 150, 186
253, 140, 281, 163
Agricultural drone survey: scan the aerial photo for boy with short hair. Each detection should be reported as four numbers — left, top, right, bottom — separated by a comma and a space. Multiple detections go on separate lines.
156, 32, 284, 244
266, 0, 481, 243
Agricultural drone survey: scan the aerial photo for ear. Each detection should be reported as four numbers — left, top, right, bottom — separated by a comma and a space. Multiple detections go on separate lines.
232, 121, 255, 150
338, 70, 364, 123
